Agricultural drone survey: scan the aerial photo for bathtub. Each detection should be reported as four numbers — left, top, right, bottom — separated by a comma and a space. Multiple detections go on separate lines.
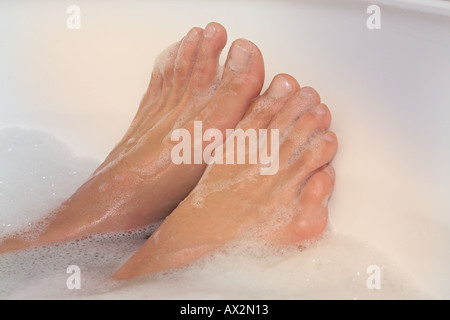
1, 0, 449, 299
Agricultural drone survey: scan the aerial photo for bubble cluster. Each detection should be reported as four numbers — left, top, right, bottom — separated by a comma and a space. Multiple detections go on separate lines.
0, 127, 428, 299
0, 227, 153, 299
0, 127, 99, 239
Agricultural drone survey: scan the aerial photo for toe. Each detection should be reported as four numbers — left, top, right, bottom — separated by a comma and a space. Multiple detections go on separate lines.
186, 22, 227, 92
156, 41, 183, 105
221, 39, 265, 91
299, 165, 335, 205
288, 165, 335, 242
167, 27, 203, 107
237, 73, 300, 131
201, 38, 265, 132
268, 86, 321, 134
278, 102, 332, 165
288, 131, 338, 182
290, 103, 332, 145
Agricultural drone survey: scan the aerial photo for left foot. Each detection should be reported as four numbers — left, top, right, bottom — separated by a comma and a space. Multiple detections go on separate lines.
0, 23, 265, 253
114, 75, 338, 280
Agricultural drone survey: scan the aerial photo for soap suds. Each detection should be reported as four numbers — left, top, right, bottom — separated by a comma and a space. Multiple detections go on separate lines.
0, 127, 428, 299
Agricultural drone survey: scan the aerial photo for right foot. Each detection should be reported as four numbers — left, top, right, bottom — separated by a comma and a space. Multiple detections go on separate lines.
114, 76, 338, 280
0, 22, 265, 253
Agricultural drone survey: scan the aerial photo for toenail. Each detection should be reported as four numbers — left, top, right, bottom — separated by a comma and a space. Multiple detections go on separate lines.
324, 132, 334, 143
270, 75, 292, 98
229, 43, 251, 71
298, 87, 320, 103
204, 24, 216, 38
312, 104, 327, 117
313, 179, 324, 196
186, 28, 200, 41
321, 194, 331, 207
323, 166, 335, 179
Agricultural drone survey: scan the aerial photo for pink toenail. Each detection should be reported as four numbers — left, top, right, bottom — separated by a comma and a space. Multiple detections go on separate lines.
270, 75, 292, 98
186, 28, 200, 42
312, 104, 327, 117
229, 43, 251, 70
321, 194, 331, 207
323, 166, 335, 179
313, 179, 324, 196
324, 132, 334, 143
204, 24, 216, 38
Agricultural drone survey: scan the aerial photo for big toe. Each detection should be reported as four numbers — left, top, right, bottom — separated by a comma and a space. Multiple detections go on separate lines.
201, 38, 265, 132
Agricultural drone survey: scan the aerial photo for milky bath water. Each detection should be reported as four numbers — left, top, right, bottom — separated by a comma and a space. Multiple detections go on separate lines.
1, 0, 450, 300
0, 128, 428, 299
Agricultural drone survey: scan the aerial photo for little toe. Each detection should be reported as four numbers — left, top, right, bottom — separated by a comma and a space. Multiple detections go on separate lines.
288, 165, 335, 243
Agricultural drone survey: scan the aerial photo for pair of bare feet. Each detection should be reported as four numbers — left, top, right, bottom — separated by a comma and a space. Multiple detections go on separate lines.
0, 23, 337, 280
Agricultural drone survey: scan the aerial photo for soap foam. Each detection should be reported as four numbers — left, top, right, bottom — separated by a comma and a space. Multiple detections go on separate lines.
0, 127, 428, 299
0, 228, 151, 299
0, 127, 99, 239
87, 232, 427, 300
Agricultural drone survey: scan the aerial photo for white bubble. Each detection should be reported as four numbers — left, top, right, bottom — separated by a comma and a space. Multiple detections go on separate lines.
0, 127, 428, 300
0, 127, 99, 239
